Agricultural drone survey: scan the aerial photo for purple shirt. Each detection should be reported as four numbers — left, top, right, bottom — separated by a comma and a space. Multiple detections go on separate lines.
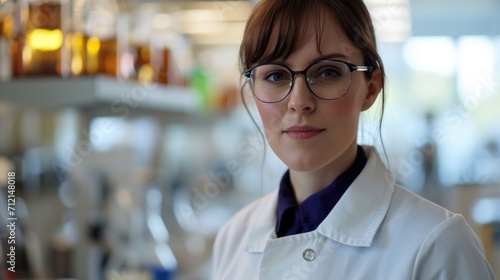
276, 145, 368, 237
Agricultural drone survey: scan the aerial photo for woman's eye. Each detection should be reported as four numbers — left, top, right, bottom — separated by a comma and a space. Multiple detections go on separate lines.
320, 69, 340, 78
265, 72, 287, 82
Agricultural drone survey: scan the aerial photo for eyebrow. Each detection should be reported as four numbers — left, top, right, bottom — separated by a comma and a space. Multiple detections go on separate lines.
313, 53, 349, 62
270, 53, 350, 67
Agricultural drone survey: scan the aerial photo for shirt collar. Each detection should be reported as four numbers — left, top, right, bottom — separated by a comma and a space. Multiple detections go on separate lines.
245, 146, 395, 252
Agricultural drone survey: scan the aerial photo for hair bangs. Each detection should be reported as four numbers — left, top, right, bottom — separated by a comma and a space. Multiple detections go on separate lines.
240, 1, 327, 72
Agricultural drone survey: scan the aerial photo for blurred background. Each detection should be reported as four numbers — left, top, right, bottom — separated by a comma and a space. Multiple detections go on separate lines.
0, 0, 499, 279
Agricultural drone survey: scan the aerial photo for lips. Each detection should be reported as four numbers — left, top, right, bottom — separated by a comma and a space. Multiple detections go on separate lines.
284, 125, 325, 140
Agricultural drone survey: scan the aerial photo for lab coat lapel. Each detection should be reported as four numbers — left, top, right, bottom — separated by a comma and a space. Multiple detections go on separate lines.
245, 189, 279, 253
317, 146, 395, 247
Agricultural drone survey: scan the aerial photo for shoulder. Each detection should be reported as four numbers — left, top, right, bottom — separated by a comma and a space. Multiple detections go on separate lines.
379, 184, 458, 252
387, 185, 480, 244
386, 185, 495, 279
216, 189, 277, 239
389, 185, 454, 225
389, 183, 473, 240
411, 212, 496, 279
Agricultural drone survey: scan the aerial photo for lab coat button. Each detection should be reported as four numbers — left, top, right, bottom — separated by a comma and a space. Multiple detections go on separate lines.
303, 249, 315, 261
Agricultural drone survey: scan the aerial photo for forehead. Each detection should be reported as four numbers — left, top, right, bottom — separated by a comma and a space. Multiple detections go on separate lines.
264, 8, 360, 64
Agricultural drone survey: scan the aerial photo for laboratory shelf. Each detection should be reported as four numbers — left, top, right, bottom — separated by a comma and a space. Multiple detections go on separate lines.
0, 76, 200, 114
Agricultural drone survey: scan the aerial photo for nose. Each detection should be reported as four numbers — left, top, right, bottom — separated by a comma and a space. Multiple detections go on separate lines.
287, 74, 316, 113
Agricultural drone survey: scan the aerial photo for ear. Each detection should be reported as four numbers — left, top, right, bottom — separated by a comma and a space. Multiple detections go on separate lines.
361, 68, 383, 111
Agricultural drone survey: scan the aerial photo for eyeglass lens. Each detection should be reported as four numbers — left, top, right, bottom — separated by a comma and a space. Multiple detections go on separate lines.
249, 61, 352, 103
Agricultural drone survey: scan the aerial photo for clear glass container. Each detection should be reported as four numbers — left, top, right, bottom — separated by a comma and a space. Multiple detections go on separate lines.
0, 0, 15, 80
149, 16, 174, 85
72, 0, 120, 77
126, 10, 192, 86
150, 29, 190, 86
127, 8, 154, 84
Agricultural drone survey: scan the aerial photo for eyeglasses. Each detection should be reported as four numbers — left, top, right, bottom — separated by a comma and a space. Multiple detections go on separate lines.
244, 60, 374, 103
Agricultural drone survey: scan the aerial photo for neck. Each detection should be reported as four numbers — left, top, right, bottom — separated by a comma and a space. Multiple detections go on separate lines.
289, 142, 358, 204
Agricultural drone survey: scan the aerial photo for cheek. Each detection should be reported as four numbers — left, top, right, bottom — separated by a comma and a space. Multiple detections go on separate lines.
256, 102, 285, 134
323, 93, 362, 120
339, 83, 368, 115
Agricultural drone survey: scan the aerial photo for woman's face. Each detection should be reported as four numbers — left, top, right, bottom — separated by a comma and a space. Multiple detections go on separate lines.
252, 11, 382, 174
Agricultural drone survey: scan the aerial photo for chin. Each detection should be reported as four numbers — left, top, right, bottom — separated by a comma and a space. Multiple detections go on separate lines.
280, 154, 329, 173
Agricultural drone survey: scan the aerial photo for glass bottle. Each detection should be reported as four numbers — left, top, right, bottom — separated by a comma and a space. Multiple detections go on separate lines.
129, 9, 154, 84
151, 46, 169, 85
0, 0, 14, 80
150, 30, 191, 87
9, 0, 24, 77
72, 0, 120, 77
16, 0, 71, 77
148, 13, 171, 85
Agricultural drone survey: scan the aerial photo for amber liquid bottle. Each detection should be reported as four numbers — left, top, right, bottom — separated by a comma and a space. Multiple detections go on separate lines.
21, 0, 70, 77
10, 33, 26, 77
7, 0, 25, 77
72, 0, 119, 77
96, 37, 117, 76
132, 43, 153, 84
71, 35, 118, 77
128, 11, 153, 84
152, 47, 169, 85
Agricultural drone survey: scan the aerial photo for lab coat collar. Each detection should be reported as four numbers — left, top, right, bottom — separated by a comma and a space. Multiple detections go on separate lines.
245, 146, 395, 252
316, 146, 395, 247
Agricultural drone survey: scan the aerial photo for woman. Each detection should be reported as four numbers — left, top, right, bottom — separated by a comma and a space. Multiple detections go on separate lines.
212, 0, 496, 279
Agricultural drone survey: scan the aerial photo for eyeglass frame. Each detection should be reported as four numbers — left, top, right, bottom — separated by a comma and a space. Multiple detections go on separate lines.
244, 59, 374, 103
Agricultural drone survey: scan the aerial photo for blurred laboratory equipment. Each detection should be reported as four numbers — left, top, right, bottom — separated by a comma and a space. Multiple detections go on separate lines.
468, 139, 500, 184
67, 118, 183, 280
420, 112, 442, 204
102, 173, 177, 280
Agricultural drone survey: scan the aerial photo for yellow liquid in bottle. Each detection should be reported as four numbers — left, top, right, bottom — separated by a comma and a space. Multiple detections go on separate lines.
85, 35, 117, 77
24, 3, 66, 76
97, 37, 117, 76
132, 44, 153, 84
70, 33, 118, 77
70, 32, 86, 76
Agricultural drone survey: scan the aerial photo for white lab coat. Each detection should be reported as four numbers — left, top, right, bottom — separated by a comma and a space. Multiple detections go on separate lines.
212, 146, 497, 280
